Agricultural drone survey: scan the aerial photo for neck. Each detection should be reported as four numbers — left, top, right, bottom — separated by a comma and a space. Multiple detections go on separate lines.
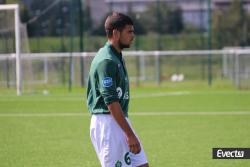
108, 39, 122, 53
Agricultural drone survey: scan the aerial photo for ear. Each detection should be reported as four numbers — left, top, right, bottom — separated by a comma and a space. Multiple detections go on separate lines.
113, 29, 120, 40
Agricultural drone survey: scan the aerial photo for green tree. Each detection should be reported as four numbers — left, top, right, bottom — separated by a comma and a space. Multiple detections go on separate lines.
212, 0, 249, 48
127, 12, 147, 35
141, 2, 184, 34
83, 3, 92, 33
91, 11, 146, 36
91, 13, 109, 36
167, 7, 183, 34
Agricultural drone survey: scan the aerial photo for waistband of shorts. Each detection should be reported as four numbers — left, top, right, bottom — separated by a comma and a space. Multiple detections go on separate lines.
92, 112, 110, 115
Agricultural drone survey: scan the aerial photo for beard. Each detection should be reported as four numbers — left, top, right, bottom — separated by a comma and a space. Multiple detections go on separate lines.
118, 40, 130, 50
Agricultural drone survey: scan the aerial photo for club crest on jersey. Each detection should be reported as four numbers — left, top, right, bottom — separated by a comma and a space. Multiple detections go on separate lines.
102, 77, 113, 87
115, 160, 122, 167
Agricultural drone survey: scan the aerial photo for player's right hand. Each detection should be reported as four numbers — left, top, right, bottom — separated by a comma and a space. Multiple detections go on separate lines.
127, 134, 141, 154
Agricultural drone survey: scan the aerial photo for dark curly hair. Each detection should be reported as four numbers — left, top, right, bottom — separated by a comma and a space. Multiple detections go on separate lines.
104, 12, 134, 38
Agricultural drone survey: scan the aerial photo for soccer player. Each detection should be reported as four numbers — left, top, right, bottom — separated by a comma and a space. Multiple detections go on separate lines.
86, 12, 149, 167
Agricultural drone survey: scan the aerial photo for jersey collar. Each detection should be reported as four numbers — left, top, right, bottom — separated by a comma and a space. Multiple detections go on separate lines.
105, 42, 123, 61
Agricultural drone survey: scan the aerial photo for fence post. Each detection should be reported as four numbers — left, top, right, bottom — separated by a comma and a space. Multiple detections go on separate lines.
78, 0, 85, 87
155, 51, 161, 85
222, 50, 229, 79
15, 5, 22, 95
44, 57, 48, 84
207, 0, 212, 86
234, 52, 240, 88
156, 0, 162, 50
135, 35, 140, 87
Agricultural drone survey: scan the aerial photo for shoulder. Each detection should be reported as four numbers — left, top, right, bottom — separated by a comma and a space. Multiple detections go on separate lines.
96, 59, 118, 72
90, 45, 119, 73
96, 45, 114, 60
94, 47, 118, 66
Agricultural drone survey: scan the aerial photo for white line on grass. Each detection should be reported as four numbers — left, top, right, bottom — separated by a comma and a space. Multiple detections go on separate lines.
0, 111, 250, 117
0, 113, 88, 117
132, 91, 190, 98
130, 111, 250, 116
1, 90, 250, 98
0, 91, 190, 102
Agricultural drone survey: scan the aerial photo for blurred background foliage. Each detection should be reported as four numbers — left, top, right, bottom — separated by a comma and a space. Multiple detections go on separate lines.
1, 0, 249, 52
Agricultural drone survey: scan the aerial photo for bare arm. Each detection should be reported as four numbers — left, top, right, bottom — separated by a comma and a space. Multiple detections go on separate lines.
107, 101, 141, 154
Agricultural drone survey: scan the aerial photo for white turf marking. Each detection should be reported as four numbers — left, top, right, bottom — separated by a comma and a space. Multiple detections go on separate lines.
0, 91, 190, 102
0, 111, 250, 117
132, 91, 190, 98
130, 111, 250, 116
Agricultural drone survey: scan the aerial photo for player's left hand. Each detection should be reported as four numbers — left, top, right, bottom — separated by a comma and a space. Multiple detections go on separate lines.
127, 134, 141, 154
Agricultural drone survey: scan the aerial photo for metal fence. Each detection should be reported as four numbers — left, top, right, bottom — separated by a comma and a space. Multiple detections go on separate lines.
1, 49, 250, 94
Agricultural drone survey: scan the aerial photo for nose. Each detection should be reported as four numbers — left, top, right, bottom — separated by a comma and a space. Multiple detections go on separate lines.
131, 36, 134, 42
131, 33, 135, 40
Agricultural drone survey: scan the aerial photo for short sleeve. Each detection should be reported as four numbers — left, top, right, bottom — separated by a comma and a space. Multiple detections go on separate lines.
96, 59, 119, 105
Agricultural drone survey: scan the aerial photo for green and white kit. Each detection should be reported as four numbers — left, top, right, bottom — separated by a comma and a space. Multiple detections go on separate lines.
87, 42, 148, 167
87, 42, 130, 117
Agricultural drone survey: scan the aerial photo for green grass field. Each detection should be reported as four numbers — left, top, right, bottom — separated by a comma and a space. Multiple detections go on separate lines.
0, 86, 250, 167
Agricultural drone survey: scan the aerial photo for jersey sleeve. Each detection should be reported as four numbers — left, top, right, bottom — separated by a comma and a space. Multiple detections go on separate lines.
96, 59, 119, 105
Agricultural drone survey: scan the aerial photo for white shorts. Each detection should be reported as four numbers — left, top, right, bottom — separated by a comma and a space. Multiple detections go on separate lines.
90, 114, 148, 167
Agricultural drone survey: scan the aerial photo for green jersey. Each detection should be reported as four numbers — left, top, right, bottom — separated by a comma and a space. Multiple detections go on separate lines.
87, 42, 130, 117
